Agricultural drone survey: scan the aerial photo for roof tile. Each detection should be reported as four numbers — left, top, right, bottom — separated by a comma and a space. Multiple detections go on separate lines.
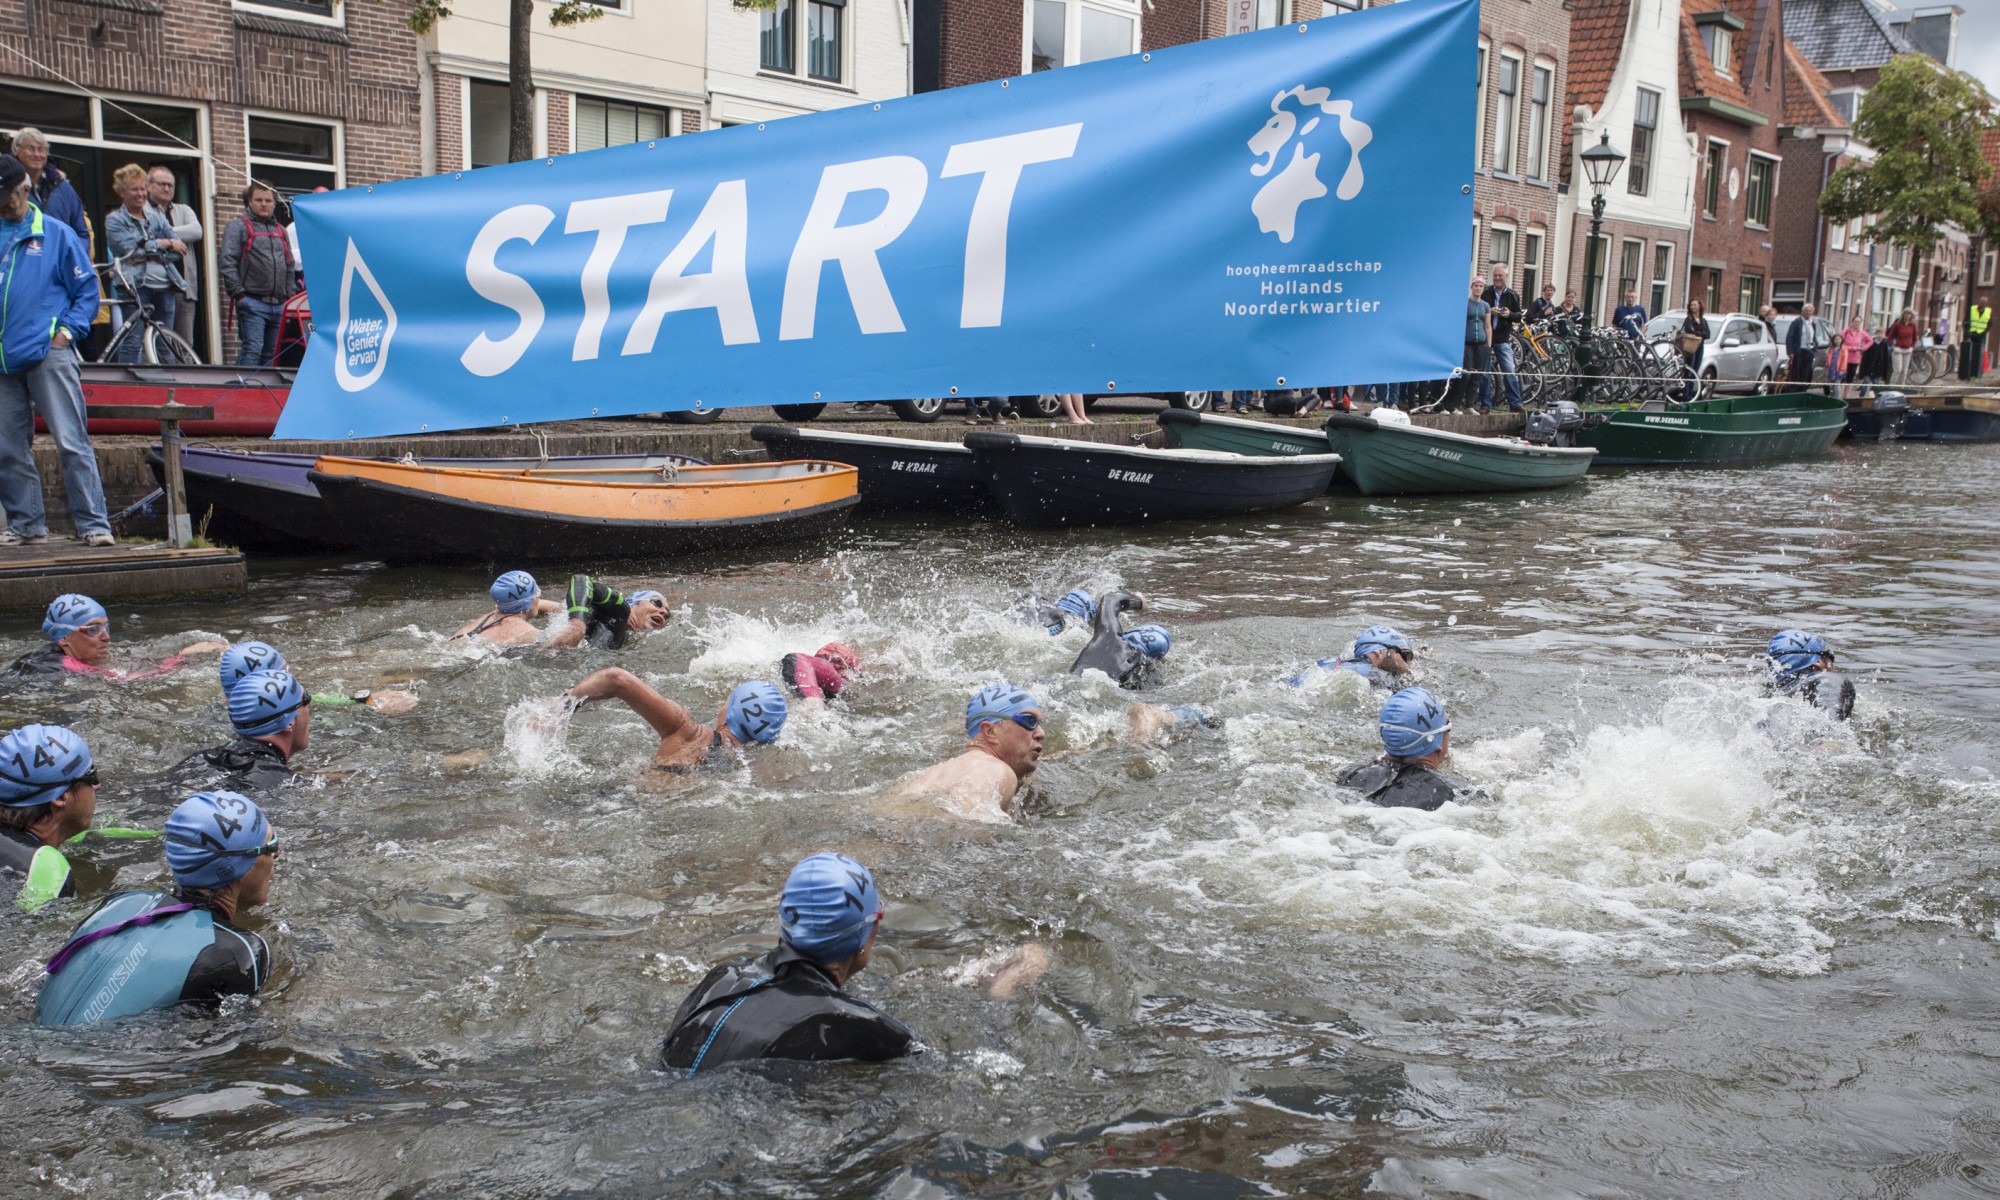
1783, 37, 1847, 127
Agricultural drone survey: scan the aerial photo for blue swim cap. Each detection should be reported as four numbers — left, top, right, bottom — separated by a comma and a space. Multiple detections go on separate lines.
779, 852, 882, 964
724, 681, 787, 744
229, 669, 309, 738
0, 724, 93, 808
164, 791, 270, 890
43, 594, 106, 642
1056, 589, 1098, 624
1767, 630, 1833, 684
628, 589, 666, 606
491, 571, 539, 614
1123, 624, 1171, 659
1380, 687, 1451, 758
219, 641, 287, 695
966, 683, 1039, 738
1353, 624, 1414, 659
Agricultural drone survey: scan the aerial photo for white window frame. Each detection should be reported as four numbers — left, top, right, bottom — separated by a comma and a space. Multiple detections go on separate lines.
1470, 219, 1481, 279
1981, 247, 1996, 287
1474, 40, 1488, 171
1492, 52, 1522, 175
1520, 230, 1543, 297
231, 0, 345, 29
1022, 0, 1143, 74
1628, 85, 1660, 197
1830, 217, 1846, 252
1650, 241, 1674, 313
242, 109, 345, 193
1526, 60, 1553, 181
1702, 136, 1730, 218
1704, 25, 1734, 78
1743, 152, 1778, 229
539, 0, 634, 18
1224, 0, 1288, 36
1489, 223, 1515, 273
761, 0, 854, 85
571, 94, 673, 153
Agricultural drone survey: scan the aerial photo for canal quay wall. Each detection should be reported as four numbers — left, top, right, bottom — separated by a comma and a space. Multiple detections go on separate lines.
33, 409, 1527, 538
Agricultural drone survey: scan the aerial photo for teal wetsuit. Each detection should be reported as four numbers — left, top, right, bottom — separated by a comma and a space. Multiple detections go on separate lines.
36, 890, 269, 1026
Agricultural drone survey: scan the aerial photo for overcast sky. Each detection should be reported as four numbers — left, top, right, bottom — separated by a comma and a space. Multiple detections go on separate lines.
1953, 0, 2000, 96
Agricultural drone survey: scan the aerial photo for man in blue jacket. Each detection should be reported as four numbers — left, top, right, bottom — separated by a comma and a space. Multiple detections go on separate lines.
0, 154, 111, 547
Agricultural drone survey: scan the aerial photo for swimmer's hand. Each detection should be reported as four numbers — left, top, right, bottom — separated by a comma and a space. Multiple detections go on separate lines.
364, 689, 419, 715
177, 641, 226, 657
986, 944, 1049, 998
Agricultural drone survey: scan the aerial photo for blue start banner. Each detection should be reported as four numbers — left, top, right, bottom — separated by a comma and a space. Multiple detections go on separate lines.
277, 0, 1475, 439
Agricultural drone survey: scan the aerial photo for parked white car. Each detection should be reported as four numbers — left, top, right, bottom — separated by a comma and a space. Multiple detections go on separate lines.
1644, 310, 1788, 397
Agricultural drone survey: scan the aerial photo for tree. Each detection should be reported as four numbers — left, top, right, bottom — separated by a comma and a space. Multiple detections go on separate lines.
1820, 54, 1996, 259
405, 0, 603, 165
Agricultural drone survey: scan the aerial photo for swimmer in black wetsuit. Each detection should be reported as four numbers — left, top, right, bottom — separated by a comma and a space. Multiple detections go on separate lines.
37, 791, 276, 1026
546, 575, 673, 650
1334, 687, 1486, 811
168, 668, 312, 793
661, 853, 917, 1072
1068, 591, 1170, 690
1765, 630, 1855, 721
562, 669, 788, 772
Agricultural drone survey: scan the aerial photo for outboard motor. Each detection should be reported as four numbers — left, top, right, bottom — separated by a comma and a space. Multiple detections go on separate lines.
1524, 400, 1586, 447
1870, 392, 1909, 442
1798, 672, 1856, 721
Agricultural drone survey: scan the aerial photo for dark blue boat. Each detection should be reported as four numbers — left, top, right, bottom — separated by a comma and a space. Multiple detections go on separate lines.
750, 424, 987, 512
963, 431, 1341, 527
1844, 399, 2000, 442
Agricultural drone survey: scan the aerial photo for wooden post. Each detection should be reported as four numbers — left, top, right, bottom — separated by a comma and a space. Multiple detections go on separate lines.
82, 402, 213, 547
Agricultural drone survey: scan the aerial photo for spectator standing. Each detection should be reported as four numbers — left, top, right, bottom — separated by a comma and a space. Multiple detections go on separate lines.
1885, 309, 1920, 385
0, 156, 111, 547
1481, 267, 1522, 411
1832, 315, 1873, 400
1678, 299, 1709, 404
1786, 303, 1825, 390
1555, 290, 1581, 331
1611, 288, 1648, 341
8, 130, 89, 252
1526, 282, 1559, 323
146, 166, 202, 354
1966, 301, 1990, 381
1057, 393, 1090, 425
219, 182, 298, 368
1451, 277, 1493, 412
103, 163, 185, 364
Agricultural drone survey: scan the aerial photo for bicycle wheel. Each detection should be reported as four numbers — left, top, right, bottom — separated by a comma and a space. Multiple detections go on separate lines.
96, 319, 142, 365
1908, 348, 1939, 386
144, 325, 201, 367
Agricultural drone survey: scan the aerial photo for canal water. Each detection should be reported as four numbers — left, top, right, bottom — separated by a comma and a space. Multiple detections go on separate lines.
2, 438, 1997, 1199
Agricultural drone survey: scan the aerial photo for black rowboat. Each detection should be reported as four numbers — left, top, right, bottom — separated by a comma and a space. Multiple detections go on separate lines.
962, 432, 1341, 527
749, 424, 987, 511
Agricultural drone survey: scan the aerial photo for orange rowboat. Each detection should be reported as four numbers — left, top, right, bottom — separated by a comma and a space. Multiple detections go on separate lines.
307, 456, 859, 562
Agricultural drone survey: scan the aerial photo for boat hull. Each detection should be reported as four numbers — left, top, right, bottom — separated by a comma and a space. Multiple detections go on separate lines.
1318, 413, 1596, 496
150, 448, 711, 552
1156, 409, 1333, 457
65, 364, 293, 436
308, 457, 858, 561
749, 424, 988, 511
963, 432, 1340, 527
1577, 392, 1848, 464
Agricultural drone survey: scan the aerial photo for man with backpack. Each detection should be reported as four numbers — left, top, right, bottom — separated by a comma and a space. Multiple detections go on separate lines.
218, 182, 298, 368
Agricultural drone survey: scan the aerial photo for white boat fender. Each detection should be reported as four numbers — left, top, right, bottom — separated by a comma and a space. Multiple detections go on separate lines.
1370, 408, 1412, 427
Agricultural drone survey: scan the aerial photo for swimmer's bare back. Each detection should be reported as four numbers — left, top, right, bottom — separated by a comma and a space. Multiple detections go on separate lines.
566, 667, 736, 769
876, 750, 1022, 824
452, 598, 561, 646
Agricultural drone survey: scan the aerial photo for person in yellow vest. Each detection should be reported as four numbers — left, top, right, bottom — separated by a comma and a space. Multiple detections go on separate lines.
1965, 302, 1991, 382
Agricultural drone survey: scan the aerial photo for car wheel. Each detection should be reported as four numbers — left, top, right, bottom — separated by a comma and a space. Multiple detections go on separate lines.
1754, 369, 1773, 395
1170, 392, 1210, 410
1020, 394, 1063, 419
771, 403, 827, 422
666, 406, 723, 424
1698, 368, 1718, 402
890, 397, 947, 423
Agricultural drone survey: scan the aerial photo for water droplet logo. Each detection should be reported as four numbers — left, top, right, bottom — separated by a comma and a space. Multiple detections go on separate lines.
334, 238, 398, 393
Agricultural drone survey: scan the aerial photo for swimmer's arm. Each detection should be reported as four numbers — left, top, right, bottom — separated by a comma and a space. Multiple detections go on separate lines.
176, 641, 226, 657
566, 667, 694, 741
530, 597, 564, 617
1125, 702, 1179, 743
544, 619, 589, 649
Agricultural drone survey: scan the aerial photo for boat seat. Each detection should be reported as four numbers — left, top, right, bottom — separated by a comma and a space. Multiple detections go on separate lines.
1636, 399, 1669, 412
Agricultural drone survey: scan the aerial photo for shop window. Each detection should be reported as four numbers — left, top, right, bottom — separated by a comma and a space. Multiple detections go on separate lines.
574, 97, 668, 151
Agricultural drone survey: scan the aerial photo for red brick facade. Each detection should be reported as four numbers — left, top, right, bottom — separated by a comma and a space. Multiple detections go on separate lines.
1474, 0, 1570, 304
545, 88, 572, 157
1680, 0, 1786, 317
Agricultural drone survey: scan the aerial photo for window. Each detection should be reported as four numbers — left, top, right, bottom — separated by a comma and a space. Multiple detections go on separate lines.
238, 0, 334, 15
1628, 87, 1659, 196
1029, 0, 1137, 71
101, 101, 198, 148
1705, 271, 1723, 313
1829, 217, 1845, 252
1586, 233, 1610, 317
1739, 273, 1763, 313
1982, 247, 1996, 287
1839, 279, 1852, 326
1651, 242, 1673, 313
1474, 45, 1488, 170
1489, 226, 1513, 271
1492, 56, 1520, 175
1226, 0, 1284, 34
1745, 157, 1773, 228
1619, 239, 1643, 305
807, 0, 843, 81
1828, 89, 1861, 123
1703, 142, 1725, 218
1702, 25, 1734, 77
761, 0, 796, 72
574, 97, 668, 151
1847, 217, 1864, 252
1521, 232, 1542, 298
248, 115, 339, 195
0, 84, 91, 138
1527, 65, 1551, 181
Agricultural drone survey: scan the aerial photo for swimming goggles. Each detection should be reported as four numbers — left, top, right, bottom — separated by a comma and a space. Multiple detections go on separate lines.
164, 834, 281, 863
969, 710, 1041, 732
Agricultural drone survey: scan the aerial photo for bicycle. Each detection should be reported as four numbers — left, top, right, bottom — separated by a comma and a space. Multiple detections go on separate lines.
1906, 344, 1949, 386
96, 252, 200, 367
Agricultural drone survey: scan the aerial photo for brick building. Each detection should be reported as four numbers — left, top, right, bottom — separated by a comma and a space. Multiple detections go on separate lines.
1770, 41, 1867, 323
1678, 0, 1788, 319
0, 0, 423, 360
1466, 0, 1571, 310
1559, 0, 1696, 327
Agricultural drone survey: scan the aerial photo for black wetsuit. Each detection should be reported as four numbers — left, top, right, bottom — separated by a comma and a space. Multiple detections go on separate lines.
4, 643, 71, 679
660, 942, 917, 1072
1772, 671, 1855, 721
0, 825, 74, 906
35, 890, 269, 1026
164, 738, 294, 794
1068, 591, 1153, 690
567, 575, 634, 650
1335, 758, 1486, 811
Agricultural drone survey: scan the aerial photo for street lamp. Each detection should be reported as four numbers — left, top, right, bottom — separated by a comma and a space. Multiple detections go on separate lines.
1579, 132, 1628, 329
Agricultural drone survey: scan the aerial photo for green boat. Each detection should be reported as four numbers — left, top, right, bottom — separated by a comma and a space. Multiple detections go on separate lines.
1317, 411, 1596, 496
1577, 391, 1848, 465
1157, 408, 1332, 457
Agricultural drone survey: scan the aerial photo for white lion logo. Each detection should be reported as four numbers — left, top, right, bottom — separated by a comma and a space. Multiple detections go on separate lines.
1248, 86, 1374, 244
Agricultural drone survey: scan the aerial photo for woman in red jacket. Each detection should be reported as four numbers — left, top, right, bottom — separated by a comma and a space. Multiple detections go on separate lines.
1886, 309, 1921, 385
